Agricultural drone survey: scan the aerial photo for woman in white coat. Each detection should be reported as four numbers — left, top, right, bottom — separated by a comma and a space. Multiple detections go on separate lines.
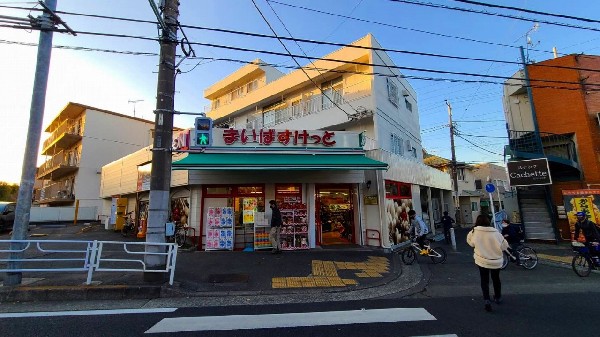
467, 214, 509, 312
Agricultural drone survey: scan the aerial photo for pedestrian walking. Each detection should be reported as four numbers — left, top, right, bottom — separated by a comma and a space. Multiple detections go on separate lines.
467, 214, 508, 312
441, 211, 455, 244
269, 200, 283, 254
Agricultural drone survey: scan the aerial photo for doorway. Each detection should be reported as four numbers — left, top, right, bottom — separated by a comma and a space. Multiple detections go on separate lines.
316, 184, 355, 246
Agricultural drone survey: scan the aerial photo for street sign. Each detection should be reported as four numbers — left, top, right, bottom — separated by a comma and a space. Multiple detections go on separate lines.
485, 183, 496, 193
507, 158, 552, 186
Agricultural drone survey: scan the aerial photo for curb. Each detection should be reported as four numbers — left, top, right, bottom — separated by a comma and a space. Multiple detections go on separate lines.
0, 284, 162, 302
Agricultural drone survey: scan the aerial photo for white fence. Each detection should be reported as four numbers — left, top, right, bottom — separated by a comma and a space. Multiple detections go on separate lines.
30, 206, 97, 223
0, 240, 177, 285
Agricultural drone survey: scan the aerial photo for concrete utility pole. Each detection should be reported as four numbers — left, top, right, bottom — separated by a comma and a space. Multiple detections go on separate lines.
446, 100, 459, 220
5, 0, 57, 286
145, 0, 179, 281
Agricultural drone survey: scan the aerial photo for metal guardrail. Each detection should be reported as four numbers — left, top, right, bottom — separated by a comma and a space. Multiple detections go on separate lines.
0, 240, 178, 285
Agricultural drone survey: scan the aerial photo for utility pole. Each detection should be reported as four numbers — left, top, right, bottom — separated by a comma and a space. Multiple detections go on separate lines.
446, 100, 459, 221
5, 0, 57, 286
145, 0, 179, 281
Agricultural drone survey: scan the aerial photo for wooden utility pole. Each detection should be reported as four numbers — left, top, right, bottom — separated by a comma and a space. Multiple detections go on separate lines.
446, 100, 459, 220
145, 0, 179, 280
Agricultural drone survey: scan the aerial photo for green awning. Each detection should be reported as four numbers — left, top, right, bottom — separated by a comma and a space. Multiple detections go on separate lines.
172, 153, 388, 170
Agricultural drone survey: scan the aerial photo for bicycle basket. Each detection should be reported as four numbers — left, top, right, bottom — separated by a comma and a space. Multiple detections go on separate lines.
571, 241, 588, 253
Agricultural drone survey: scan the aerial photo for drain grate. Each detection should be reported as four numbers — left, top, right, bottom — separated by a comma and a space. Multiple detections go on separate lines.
207, 273, 249, 284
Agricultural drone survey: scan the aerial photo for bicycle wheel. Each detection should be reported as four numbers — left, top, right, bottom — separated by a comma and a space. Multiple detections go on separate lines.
519, 246, 538, 270
401, 248, 416, 265
429, 246, 447, 264
501, 252, 509, 270
120, 224, 129, 237
572, 254, 592, 277
175, 228, 187, 248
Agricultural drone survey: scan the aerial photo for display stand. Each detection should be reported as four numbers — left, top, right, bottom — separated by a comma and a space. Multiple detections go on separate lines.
279, 204, 309, 250
253, 211, 272, 250
205, 207, 234, 251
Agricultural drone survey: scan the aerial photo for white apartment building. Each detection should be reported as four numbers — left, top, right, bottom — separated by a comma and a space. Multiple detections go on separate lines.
101, 34, 451, 250
35, 102, 155, 219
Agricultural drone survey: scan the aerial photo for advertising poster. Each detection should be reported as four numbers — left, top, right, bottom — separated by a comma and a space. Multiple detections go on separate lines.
562, 189, 600, 241
243, 198, 257, 224
205, 207, 234, 251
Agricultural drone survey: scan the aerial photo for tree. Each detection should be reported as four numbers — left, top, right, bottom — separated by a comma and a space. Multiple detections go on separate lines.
0, 182, 19, 201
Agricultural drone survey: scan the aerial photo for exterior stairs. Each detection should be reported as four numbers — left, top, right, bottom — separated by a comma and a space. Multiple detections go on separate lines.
517, 187, 556, 241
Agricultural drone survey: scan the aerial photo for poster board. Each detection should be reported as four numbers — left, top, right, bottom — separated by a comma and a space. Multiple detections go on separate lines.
562, 189, 600, 241
205, 207, 235, 251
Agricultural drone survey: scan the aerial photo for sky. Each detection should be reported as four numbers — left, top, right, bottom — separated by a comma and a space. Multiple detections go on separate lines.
1, 0, 599, 184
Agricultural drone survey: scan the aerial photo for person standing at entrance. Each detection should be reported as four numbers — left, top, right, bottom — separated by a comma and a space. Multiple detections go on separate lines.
467, 214, 508, 312
269, 200, 283, 254
441, 211, 455, 244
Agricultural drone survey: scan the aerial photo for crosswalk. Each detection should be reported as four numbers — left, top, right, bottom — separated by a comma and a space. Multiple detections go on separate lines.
144, 307, 456, 336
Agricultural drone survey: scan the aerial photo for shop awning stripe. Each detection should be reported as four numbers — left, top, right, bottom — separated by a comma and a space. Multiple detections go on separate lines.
172, 153, 388, 170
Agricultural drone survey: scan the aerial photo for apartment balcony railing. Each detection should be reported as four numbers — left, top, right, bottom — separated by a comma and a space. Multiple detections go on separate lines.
507, 130, 580, 177
38, 181, 75, 204
41, 119, 83, 155
239, 90, 350, 130
37, 150, 80, 181
203, 78, 268, 113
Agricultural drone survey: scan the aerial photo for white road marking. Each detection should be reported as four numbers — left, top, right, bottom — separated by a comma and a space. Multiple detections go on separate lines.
145, 307, 436, 333
0, 307, 177, 318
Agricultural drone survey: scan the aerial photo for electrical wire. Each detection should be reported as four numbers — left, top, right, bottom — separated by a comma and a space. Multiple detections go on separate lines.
449, 0, 600, 25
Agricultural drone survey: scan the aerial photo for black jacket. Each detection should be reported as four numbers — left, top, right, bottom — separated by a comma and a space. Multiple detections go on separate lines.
502, 224, 521, 244
271, 206, 283, 227
574, 219, 600, 243
441, 215, 455, 229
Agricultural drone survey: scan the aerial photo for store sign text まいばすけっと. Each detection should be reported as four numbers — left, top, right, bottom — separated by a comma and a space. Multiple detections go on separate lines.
222, 129, 336, 147
506, 158, 552, 187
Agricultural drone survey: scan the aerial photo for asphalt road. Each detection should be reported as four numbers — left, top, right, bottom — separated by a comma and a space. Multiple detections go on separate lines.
0, 290, 598, 337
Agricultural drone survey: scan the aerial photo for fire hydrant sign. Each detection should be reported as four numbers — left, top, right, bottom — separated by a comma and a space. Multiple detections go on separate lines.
507, 158, 552, 187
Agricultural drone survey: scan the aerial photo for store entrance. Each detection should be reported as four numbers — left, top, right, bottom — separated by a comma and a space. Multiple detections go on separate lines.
316, 184, 355, 246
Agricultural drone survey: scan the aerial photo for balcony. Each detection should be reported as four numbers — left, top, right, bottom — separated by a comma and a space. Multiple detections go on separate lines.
507, 130, 581, 180
37, 150, 79, 181
41, 119, 82, 155
38, 181, 75, 205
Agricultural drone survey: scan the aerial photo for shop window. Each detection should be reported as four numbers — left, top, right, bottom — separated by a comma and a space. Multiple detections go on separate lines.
385, 180, 412, 199
275, 184, 302, 204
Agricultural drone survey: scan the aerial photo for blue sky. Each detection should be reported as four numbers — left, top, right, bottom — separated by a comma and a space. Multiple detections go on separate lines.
1, 0, 599, 183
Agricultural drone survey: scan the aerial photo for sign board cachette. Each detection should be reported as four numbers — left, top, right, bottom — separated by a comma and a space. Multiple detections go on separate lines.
506, 158, 552, 187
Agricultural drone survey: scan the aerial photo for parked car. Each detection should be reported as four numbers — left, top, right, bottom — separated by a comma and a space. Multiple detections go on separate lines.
0, 202, 16, 231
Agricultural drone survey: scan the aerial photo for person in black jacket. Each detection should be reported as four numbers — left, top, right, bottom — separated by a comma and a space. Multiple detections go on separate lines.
574, 211, 600, 259
501, 219, 522, 265
269, 200, 283, 254
441, 211, 455, 244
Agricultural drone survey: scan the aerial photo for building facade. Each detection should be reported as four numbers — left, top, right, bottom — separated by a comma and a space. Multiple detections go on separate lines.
101, 34, 452, 250
503, 54, 600, 241
35, 102, 155, 219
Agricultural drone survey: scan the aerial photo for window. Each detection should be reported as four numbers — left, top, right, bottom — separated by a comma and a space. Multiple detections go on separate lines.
412, 147, 417, 158
321, 77, 343, 109
405, 98, 412, 112
246, 80, 258, 93
230, 87, 244, 101
211, 99, 220, 110
275, 184, 302, 204
471, 202, 478, 211
385, 180, 412, 199
387, 78, 399, 107
390, 134, 404, 156
475, 179, 482, 190
457, 168, 465, 181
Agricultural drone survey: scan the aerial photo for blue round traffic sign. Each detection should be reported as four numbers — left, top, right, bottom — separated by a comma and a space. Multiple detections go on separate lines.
485, 183, 496, 193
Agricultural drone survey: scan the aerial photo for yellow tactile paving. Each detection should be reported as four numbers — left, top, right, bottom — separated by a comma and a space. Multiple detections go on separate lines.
537, 253, 571, 264
271, 255, 392, 289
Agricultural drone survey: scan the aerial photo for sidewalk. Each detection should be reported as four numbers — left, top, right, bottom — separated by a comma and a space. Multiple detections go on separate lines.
0, 223, 422, 304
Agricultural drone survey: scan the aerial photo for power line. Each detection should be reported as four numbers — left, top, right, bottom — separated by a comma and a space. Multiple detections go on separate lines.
456, 134, 503, 156
266, 0, 554, 55
449, 0, 600, 25
390, 0, 600, 33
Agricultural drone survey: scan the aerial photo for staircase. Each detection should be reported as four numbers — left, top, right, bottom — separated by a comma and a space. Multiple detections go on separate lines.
517, 187, 556, 241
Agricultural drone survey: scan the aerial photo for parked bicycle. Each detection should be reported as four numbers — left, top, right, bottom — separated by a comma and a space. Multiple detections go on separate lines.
166, 222, 188, 248
571, 241, 600, 277
399, 236, 447, 265
501, 243, 538, 270
120, 211, 137, 237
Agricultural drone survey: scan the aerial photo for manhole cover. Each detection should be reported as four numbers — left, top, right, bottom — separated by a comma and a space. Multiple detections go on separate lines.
207, 273, 249, 284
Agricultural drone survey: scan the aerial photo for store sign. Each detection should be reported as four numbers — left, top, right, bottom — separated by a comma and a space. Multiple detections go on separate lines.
172, 130, 190, 151
507, 158, 552, 186
222, 128, 336, 147
562, 189, 600, 241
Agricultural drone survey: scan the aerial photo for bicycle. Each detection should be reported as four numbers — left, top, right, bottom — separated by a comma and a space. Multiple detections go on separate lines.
571, 242, 600, 277
501, 242, 538, 270
166, 221, 188, 248
399, 237, 447, 265
120, 211, 136, 237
